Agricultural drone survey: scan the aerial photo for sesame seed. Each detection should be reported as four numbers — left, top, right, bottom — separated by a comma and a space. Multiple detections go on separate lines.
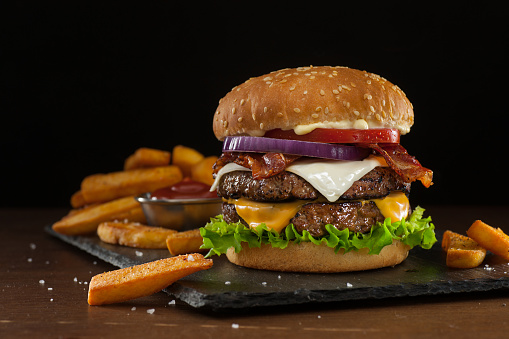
341, 85, 351, 91
320, 90, 325, 96
332, 89, 339, 94
310, 75, 315, 79
264, 107, 268, 113
353, 110, 360, 116
223, 121, 228, 128
277, 112, 283, 117
263, 76, 273, 81
238, 117, 243, 122
366, 80, 372, 84
303, 90, 308, 94
382, 99, 386, 106
364, 94, 372, 100
312, 113, 319, 118
370, 105, 376, 113
293, 108, 301, 113
252, 113, 256, 121
280, 79, 287, 83
315, 106, 322, 112
350, 82, 356, 87
266, 81, 272, 85
325, 107, 329, 114
289, 86, 296, 91
240, 99, 245, 105
375, 113, 381, 121
260, 123, 264, 129
231, 107, 236, 114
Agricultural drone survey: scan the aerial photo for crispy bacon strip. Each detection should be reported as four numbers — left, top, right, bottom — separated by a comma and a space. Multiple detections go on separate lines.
213, 152, 299, 179
367, 144, 433, 188
213, 145, 433, 188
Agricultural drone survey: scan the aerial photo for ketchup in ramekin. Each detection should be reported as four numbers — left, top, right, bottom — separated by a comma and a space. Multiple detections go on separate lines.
150, 178, 218, 200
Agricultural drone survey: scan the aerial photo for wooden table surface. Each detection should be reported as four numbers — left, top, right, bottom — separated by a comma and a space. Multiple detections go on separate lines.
2, 206, 509, 338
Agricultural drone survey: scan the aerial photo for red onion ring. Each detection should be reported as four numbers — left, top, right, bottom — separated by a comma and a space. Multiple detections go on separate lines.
222, 136, 370, 161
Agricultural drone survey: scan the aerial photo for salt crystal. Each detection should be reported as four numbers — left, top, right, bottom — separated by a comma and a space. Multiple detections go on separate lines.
39, 280, 45, 285
225, 281, 231, 285
48, 287, 53, 291
27, 258, 32, 262
50, 298, 53, 302
84, 281, 88, 285
261, 282, 267, 286
93, 261, 97, 265
232, 323, 239, 329
29, 243, 36, 250
147, 308, 155, 314
135, 251, 143, 257
278, 275, 281, 279
73, 277, 78, 282
317, 315, 321, 319
346, 283, 353, 288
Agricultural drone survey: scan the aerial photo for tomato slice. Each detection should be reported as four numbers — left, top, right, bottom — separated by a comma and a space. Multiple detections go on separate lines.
264, 128, 400, 144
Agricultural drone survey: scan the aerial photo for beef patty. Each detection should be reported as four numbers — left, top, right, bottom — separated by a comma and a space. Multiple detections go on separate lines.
222, 201, 385, 237
217, 167, 410, 202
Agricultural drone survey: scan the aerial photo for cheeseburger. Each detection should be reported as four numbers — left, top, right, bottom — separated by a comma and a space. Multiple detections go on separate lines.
200, 66, 436, 272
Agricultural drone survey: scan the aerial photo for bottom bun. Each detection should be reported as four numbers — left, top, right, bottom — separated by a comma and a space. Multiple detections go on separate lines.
226, 240, 410, 273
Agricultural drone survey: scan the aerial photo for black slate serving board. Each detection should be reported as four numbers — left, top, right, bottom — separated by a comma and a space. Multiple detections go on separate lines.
46, 226, 509, 311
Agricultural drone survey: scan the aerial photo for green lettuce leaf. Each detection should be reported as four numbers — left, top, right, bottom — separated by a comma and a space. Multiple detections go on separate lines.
199, 206, 437, 258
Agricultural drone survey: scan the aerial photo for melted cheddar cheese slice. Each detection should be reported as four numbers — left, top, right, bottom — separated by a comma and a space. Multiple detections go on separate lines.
228, 192, 409, 233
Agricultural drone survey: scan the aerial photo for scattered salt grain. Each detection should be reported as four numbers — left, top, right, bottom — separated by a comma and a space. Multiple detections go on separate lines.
84, 281, 88, 285
278, 275, 281, 280
317, 315, 321, 319
45, 261, 50, 265
135, 251, 143, 257
93, 261, 97, 265
232, 323, 239, 329
261, 282, 267, 286
29, 243, 36, 250
48, 287, 53, 291
27, 258, 32, 263
168, 300, 176, 305
73, 277, 78, 282
346, 283, 353, 288
131, 307, 136, 311
484, 264, 494, 271
39, 280, 45, 285
225, 281, 231, 285
50, 298, 53, 302
147, 308, 155, 314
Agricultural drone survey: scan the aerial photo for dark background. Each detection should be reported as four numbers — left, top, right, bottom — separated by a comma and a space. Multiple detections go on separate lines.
2, 2, 507, 208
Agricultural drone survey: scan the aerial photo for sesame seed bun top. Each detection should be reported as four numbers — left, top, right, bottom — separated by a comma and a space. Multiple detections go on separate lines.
213, 66, 414, 140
